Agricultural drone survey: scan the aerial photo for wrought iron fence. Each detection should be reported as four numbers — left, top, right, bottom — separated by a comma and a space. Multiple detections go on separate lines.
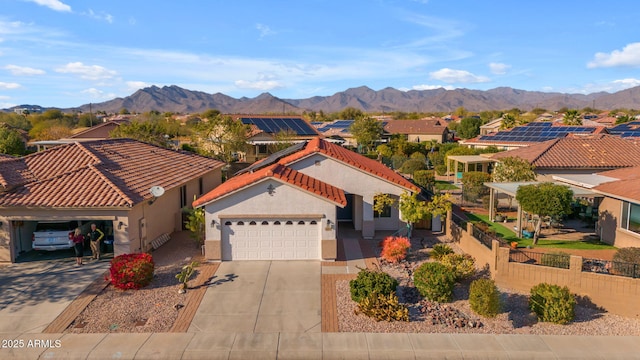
471, 224, 494, 249
509, 250, 571, 269
582, 258, 640, 279
451, 213, 467, 229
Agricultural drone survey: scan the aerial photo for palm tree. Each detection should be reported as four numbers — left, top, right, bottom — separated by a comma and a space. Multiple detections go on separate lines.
500, 113, 517, 129
562, 109, 582, 126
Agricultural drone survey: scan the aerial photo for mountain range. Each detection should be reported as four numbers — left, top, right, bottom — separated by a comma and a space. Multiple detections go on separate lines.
9, 85, 640, 114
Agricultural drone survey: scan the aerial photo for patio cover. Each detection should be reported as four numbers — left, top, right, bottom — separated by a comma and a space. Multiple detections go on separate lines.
483, 181, 597, 237
446, 155, 495, 183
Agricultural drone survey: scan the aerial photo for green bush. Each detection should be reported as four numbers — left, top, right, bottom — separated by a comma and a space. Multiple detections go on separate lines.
440, 253, 476, 280
413, 170, 435, 190
399, 158, 427, 176
413, 262, 456, 302
435, 164, 447, 176
391, 154, 408, 170
430, 243, 454, 261
355, 292, 409, 322
349, 268, 398, 303
469, 278, 501, 318
529, 283, 575, 324
540, 251, 570, 269
410, 151, 427, 162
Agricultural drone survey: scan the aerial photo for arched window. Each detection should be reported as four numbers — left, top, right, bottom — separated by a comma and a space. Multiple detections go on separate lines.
224, 221, 232, 226
236, 221, 244, 225
249, 221, 257, 225
285, 221, 293, 225
309, 220, 317, 225
261, 221, 269, 225
298, 220, 305, 225
273, 221, 281, 225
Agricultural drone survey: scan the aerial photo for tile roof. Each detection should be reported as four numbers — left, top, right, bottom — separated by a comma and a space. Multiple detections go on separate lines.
593, 166, 640, 203
383, 119, 447, 135
278, 138, 420, 192
70, 120, 128, 139
490, 135, 640, 169
0, 139, 224, 208
193, 163, 347, 208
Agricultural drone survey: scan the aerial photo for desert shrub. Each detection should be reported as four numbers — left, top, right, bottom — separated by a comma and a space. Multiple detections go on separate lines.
399, 158, 427, 176
410, 151, 427, 162
109, 253, 155, 290
435, 164, 447, 176
613, 247, 640, 264
391, 154, 408, 170
413, 170, 435, 190
349, 268, 398, 303
413, 261, 456, 302
380, 236, 411, 263
440, 253, 476, 280
469, 278, 501, 318
529, 283, 575, 324
355, 292, 409, 322
430, 243, 454, 261
540, 251, 571, 269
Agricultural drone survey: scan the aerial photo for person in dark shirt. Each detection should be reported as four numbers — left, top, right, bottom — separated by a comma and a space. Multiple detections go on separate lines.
87, 223, 105, 260
72, 228, 85, 266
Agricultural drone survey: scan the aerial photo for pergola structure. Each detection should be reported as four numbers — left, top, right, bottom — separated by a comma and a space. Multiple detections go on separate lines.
446, 155, 495, 184
484, 181, 597, 238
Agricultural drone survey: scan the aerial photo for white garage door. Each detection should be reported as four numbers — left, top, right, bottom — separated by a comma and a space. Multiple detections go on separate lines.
221, 219, 321, 260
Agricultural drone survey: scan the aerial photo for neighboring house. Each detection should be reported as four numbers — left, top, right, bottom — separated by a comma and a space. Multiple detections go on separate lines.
29, 120, 129, 151
489, 134, 640, 181
235, 116, 320, 163
479, 117, 503, 135
461, 122, 608, 150
193, 137, 420, 261
554, 166, 640, 248
0, 139, 224, 263
383, 119, 450, 143
608, 120, 640, 138
313, 120, 356, 146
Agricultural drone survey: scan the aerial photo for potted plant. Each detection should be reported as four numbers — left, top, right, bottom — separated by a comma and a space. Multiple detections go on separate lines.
510, 241, 518, 249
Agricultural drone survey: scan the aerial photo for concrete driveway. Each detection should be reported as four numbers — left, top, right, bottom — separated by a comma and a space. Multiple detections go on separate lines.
188, 261, 321, 333
0, 258, 108, 334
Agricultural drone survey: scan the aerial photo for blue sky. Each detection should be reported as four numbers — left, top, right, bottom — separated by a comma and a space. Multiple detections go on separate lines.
1, 0, 640, 109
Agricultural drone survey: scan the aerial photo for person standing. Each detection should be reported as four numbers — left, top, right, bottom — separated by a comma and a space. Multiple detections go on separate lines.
87, 223, 105, 260
72, 228, 85, 266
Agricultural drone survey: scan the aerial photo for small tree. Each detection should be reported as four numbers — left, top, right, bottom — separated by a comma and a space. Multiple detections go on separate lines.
516, 183, 573, 244
373, 193, 396, 217
349, 116, 383, 153
399, 191, 429, 238
184, 203, 205, 248
492, 156, 536, 209
176, 261, 200, 293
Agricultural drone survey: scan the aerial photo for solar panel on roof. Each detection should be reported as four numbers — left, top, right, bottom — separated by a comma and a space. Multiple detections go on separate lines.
235, 141, 308, 176
241, 117, 317, 135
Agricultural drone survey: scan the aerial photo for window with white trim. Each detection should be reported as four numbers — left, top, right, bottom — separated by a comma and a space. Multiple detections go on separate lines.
621, 201, 640, 234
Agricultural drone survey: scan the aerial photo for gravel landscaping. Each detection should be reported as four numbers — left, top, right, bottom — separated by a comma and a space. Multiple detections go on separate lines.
337, 235, 640, 336
65, 235, 201, 333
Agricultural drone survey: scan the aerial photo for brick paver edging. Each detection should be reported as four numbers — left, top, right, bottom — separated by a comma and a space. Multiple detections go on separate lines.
170, 261, 220, 332
321, 273, 356, 332
43, 270, 110, 333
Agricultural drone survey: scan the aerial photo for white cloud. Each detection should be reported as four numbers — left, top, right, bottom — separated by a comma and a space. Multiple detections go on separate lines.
235, 79, 283, 91
410, 84, 453, 91
4, 64, 45, 75
55, 62, 117, 80
489, 62, 510, 75
588, 42, 640, 68
83, 9, 114, 23
126, 81, 151, 92
81, 88, 117, 99
0, 82, 21, 89
429, 68, 490, 83
256, 23, 275, 38
25, 0, 71, 12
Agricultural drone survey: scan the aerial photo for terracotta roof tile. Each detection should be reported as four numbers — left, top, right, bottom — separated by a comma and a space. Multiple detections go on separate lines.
278, 138, 419, 192
193, 163, 346, 207
383, 119, 448, 135
490, 135, 640, 169
593, 166, 640, 203
0, 139, 224, 208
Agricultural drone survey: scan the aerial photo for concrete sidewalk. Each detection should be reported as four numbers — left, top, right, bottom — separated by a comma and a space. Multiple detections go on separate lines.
1, 332, 640, 359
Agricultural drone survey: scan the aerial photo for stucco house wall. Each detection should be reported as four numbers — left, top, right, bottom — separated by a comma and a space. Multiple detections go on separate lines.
597, 196, 640, 248
202, 178, 338, 261
287, 153, 409, 236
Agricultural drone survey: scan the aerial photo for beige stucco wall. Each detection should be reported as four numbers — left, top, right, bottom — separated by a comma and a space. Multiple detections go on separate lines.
597, 196, 640, 247
202, 178, 339, 260
288, 154, 410, 237
407, 133, 443, 143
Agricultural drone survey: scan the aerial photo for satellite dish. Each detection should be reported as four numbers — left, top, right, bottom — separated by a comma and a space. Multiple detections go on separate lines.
150, 186, 165, 198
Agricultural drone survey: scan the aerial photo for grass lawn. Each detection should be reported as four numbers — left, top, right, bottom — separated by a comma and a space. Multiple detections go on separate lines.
465, 213, 616, 250
434, 180, 459, 191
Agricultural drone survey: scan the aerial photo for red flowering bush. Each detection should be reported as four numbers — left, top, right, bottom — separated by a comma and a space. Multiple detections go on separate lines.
108, 253, 155, 290
380, 236, 411, 263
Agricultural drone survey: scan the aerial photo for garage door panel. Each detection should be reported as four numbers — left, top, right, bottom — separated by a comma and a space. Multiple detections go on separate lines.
222, 218, 321, 260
